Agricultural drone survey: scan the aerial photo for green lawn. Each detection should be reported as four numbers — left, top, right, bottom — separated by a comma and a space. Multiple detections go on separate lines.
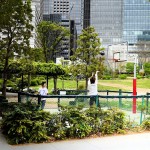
31, 78, 150, 92
100, 78, 150, 89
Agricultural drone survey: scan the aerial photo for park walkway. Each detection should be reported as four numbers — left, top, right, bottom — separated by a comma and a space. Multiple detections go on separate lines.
0, 130, 150, 150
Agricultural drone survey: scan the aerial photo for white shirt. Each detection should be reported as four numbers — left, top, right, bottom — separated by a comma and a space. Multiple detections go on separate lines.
88, 73, 98, 96
38, 87, 48, 100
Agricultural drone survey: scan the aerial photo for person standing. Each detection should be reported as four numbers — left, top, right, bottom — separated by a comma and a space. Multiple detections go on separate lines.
38, 82, 48, 110
88, 71, 99, 107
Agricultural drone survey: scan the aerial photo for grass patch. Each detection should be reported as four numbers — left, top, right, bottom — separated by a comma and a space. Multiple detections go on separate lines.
31, 78, 150, 93
100, 78, 150, 89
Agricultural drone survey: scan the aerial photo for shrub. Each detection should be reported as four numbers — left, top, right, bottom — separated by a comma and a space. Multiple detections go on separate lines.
46, 106, 92, 139
1, 102, 51, 144
37, 76, 46, 85
78, 84, 85, 90
7, 80, 16, 87
102, 75, 112, 80
118, 74, 127, 79
141, 117, 150, 130
1, 104, 127, 144
136, 75, 142, 79
16, 78, 28, 89
30, 79, 38, 86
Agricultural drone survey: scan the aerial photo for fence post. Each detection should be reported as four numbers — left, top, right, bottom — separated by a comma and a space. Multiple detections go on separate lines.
18, 92, 21, 103
146, 93, 149, 114
119, 89, 122, 108
38, 95, 41, 105
107, 90, 109, 107
140, 96, 144, 124
96, 95, 99, 107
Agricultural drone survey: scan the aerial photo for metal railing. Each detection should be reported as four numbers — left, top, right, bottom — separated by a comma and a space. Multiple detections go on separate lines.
17, 90, 150, 124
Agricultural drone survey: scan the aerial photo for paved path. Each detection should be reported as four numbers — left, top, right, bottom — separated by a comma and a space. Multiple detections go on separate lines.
1, 131, 150, 150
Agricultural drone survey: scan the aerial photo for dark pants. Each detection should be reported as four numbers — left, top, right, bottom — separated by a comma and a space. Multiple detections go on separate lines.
89, 96, 100, 107
41, 100, 46, 110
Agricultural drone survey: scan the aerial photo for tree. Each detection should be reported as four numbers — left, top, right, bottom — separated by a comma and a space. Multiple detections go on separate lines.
35, 62, 66, 93
71, 26, 104, 89
37, 21, 70, 63
0, 0, 33, 97
144, 62, 150, 76
69, 63, 84, 89
126, 62, 139, 74
134, 41, 150, 64
28, 48, 45, 62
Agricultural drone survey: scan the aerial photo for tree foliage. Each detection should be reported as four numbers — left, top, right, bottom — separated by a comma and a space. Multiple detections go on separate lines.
37, 21, 70, 62
28, 48, 45, 62
71, 26, 104, 89
144, 62, 150, 76
0, 0, 33, 97
0, 60, 66, 76
126, 62, 139, 74
35, 62, 66, 76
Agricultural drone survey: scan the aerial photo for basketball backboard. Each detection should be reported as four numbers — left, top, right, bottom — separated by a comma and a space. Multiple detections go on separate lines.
107, 43, 128, 72
107, 43, 128, 62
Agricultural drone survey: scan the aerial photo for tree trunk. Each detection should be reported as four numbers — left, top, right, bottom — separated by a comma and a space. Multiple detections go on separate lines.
27, 74, 31, 92
2, 72, 7, 98
21, 73, 24, 91
46, 75, 48, 89
85, 65, 88, 90
53, 76, 57, 94
86, 76, 88, 90
76, 78, 79, 90
2, 57, 9, 98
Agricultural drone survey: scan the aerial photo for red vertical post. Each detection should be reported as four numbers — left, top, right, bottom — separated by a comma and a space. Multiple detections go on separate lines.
133, 55, 137, 114
133, 78, 137, 113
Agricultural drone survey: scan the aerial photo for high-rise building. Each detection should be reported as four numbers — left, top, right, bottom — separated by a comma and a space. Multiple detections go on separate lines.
123, 0, 150, 44
30, 0, 44, 48
42, 0, 150, 59
83, 0, 150, 48
84, 0, 123, 47
43, 0, 83, 60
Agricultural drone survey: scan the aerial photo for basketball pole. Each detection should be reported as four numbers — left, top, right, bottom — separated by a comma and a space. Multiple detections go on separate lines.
133, 56, 137, 114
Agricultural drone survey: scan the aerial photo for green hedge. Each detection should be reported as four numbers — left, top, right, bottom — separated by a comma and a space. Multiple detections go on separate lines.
1, 103, 128, 145
118, 74, 127, 79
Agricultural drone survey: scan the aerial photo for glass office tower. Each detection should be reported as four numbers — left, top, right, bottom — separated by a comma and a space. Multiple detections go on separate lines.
43, 0, 83, 35
90, 0, 123, 47
123, 0, 150, 44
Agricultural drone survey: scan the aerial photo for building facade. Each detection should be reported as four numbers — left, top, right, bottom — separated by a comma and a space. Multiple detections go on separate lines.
123, 0, 150, 44
42, 0, 150, 60
30, 0, 44, 48
83, 0, 150, 48
43, 0, 83, 60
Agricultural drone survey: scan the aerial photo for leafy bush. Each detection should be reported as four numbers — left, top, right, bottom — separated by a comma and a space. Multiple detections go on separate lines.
78, 84, 85, 90
136, 75, 142, 79
16, 78, 28, 89
1, 102, 51, 144
141, 117, 150, 130
99, 109, 126, 135
118, 74, 127, 79
47, 106, 92, 139
1, 104, 127, 144
102, 75, 112, 80
7, 80, 16, 87
30, 79, 38, 86
36, 76, 46, 85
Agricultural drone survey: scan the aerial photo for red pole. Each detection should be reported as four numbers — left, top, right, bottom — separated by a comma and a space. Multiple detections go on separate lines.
133, 78, 136, 113
133, 55, 137, 114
